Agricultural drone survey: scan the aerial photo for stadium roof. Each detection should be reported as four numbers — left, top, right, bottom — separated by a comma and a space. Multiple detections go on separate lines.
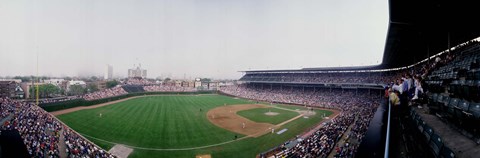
244, 0, 480, 73
381, 0, 480, 69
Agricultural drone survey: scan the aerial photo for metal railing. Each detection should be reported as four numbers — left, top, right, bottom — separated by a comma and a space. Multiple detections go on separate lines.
384, 100, 392, 158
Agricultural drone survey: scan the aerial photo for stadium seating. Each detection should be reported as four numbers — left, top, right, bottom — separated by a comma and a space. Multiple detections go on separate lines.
454, 100, 470, 126
407, 108, 460, 158
446, 98, 459, 119
423, 124, 434, 143
122, 85, 145, 93
417, 118, 426, 133
432, 94, 444, 113
440, 145, 456, 158
470, 80, 480, 102
239, 71, 398, 85
429, 133, 444, 157
468, 103, 480, 136
438, 96, 450, 118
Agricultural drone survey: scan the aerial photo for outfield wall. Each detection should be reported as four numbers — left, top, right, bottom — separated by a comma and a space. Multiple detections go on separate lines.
41, 91, 216, 112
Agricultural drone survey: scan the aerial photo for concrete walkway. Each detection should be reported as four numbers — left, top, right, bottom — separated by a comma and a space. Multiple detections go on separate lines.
415, 107, 480, 158
327, 116, 358, 158
58, 129, 67, 158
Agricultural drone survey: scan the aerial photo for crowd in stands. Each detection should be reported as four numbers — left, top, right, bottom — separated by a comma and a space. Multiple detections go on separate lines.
386, 40, 466, 106
240, 72, 402, 85
64, 128, 113, 157
0, 98, 115, 158
240, 41, 479, 88
144, 85, 197, 92
83, 86, 127, 101
35, 84, 198, 105
220, 86, 380, 157
1, 98, 61, 157
0, 98, 16, 120
36, 96, 82, 104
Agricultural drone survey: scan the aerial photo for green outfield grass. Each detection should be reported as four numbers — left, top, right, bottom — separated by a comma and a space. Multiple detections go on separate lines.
236, 107, 299, 125
57, 95, 333, 158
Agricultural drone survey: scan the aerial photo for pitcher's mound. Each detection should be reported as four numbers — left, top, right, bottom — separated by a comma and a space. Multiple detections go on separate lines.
264, 112, 279, 116
196, 154, 212, 158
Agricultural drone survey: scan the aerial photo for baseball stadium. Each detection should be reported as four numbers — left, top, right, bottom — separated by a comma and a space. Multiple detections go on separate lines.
1, 0, 480, 158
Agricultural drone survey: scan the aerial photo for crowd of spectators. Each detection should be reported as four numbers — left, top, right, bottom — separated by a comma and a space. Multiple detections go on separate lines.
220, 85, 380, 157
240, 41, 480, 88
144, 85, 197, 92
36, 96, 82, 104
240, 72, 402, 85
63, 127, 114, 157
1, 98, 61, 157
83, 86, 127, 101
0, 98, 114, 158
0, 98, 16, 121
386, 42, 462, 107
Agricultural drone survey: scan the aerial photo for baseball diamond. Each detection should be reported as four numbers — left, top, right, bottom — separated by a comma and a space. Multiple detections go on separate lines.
56, 95, 335, 158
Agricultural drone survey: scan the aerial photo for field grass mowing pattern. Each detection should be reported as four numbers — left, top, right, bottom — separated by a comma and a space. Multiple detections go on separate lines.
58, 95, 249, 149
58, 95, 333, 158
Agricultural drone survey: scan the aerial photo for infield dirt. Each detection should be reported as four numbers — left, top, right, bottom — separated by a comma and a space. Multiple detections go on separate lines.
206, 104, 302, 138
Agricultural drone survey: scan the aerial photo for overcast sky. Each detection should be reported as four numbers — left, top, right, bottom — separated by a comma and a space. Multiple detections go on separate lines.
0, 0, 388, 79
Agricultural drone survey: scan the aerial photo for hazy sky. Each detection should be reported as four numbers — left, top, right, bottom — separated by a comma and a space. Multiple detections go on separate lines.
0, 0, 388, 79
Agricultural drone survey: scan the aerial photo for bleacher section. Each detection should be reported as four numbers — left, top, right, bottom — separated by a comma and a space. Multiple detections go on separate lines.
423, 42, 480, 143
122, 85, 145, 93
396, 41, 480, 158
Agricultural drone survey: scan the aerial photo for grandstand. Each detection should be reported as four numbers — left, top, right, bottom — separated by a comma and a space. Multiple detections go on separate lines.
232, 0, 480, 157
234, 38, 480, 157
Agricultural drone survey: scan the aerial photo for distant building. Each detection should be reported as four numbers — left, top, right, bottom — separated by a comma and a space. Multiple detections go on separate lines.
0, 81, 16, 98
96, 81, 107, 90
194, 78, 202, 88
181, 81, 195, 87
105, 64, 113, 80
44, 79, 65, 87
14, 85, 25, 99
20, 82, 46, 99
66, 80, 87, 92
174, 80, 182, 87
0, 79, 22, 83
128, 64, 147, 78
207, 82, 219, 90
218, 81, 235, 86
0, 79, 23, 98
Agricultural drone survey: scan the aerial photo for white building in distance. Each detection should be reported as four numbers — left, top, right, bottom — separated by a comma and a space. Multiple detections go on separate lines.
128, 64, 147, 78
66, 80, 86, 92
44, 79, 65, 87
105, 64, 113, 80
